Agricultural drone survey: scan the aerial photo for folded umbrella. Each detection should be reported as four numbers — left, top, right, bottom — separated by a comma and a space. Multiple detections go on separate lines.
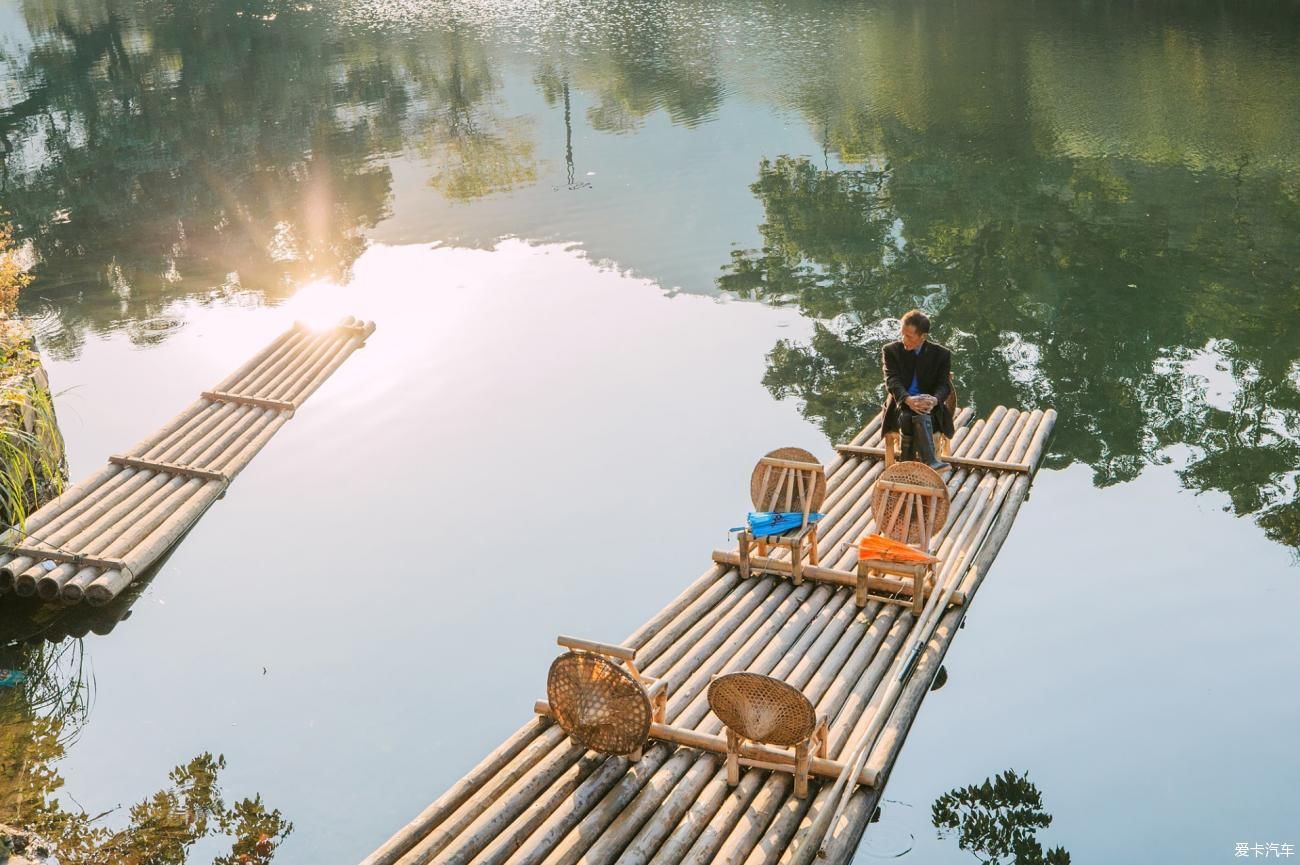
858, 532, 939, 564
731, 511, 824, 538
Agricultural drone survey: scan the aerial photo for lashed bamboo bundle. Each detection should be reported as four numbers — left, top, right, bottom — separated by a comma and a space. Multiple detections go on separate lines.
0, 318, 375, 607
361, 404, 1055, 865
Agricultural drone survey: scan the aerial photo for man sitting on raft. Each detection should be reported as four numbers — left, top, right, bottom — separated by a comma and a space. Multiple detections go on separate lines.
882, 309, 952, 470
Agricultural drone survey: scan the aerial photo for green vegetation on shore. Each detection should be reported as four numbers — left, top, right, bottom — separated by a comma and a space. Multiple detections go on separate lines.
1, 221, 64, 530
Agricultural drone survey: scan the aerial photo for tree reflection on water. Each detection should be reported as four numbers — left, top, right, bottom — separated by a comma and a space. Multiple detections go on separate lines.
1, 0, 1297, 551
0, 581, 291, 863
932, 769, 1070, 865
0, 0, 533, 347
717, 0, 1300, 550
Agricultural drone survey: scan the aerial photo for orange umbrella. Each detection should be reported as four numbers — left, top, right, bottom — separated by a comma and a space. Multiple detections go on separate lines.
858, 533, 938, 564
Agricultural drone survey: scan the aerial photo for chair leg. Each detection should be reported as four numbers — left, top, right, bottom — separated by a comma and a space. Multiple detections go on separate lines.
938, 434, 949, 457
791, 537, 803, 585
738, 531, 751, 580
912, 566, 925, 615
855, 561, 869, 607
884, 432, 898, 467
725, 729, 741, 786
808, 524, 819, 566
794, 740, 811, 799
652, 689, 667, 724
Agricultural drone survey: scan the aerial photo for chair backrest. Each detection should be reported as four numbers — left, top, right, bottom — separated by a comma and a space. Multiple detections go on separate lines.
750, 447, 827, 529
547, 651, 652, 756
870, 462, 951, 550
707, 672, 816, 747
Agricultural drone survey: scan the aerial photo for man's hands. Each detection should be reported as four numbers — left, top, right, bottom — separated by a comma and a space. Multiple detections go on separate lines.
905, 394, 938, 414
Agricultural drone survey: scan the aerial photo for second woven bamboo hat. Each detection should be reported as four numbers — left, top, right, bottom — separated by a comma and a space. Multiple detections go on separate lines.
707, 671, 817, 747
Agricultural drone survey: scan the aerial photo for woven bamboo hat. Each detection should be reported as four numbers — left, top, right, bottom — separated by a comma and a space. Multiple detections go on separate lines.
707, 672, 817, 747
547, 652, 651, 756
871, 462, 950, 546
750, 447, 827, 513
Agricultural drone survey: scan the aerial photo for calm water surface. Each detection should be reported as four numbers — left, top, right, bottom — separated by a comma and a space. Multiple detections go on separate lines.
1, 0, 1298, 862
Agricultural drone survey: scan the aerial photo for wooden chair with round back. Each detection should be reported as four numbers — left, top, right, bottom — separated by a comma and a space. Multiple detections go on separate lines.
707, 672, 829, 798
736, 447, 827, 584
545, 635, 666, 761
857, 462, 950, 612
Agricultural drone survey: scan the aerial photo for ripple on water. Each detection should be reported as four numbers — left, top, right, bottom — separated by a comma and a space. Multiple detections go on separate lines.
855, 799, 917, 861
125, 316, 186, 347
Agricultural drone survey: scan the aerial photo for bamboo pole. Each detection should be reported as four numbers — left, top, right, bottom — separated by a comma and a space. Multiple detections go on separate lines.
82, 413, 287, 603
77, 327, 368, 603
415, 580, 799, 865
859, 412, 1055, 781
390, 520, 842, 863
696, 410, 1029, 865
506, 582, 873, 865
234, 323, 343, 399
25, 405, 278, 597
47, 406, 280, 600
383, 423, 894, 865
708, 605, 920, 864
833, 446, 1030, 473
589, 591, 851, 865
815, 412, 1056, 865
282, 321, 375, 406
487, 586, 853, 865
5, 325, 329, 587
507, 587, 842, 865
587, 414, 1006, 865
707, 551, 967, 606
672, 611, 914, 865
361, 563, 739, 865
0, 324, 301, 558
746, 412, 1055, 865
371, 405, 1060, 863
791, 414, 1026, 862
4, 323, 369, 605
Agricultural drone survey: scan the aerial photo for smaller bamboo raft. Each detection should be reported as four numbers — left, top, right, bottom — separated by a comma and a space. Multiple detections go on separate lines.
0, 318, 374, 606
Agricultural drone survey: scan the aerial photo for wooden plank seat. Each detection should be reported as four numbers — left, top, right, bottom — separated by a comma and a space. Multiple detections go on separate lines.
707, 672, 829, 798
737, 448, 827, 584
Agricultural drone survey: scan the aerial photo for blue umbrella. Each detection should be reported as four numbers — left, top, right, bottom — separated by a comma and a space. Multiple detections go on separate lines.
731, 511, 824, 538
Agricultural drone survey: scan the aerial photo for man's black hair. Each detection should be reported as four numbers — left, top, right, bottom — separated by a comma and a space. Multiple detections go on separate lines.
901, 309, 931, 334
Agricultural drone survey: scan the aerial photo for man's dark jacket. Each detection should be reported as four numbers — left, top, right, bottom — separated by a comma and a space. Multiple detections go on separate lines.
881, 340, 955, 436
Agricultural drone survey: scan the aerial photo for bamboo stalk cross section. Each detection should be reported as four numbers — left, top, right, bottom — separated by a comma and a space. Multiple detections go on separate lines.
0, 318, 375, 606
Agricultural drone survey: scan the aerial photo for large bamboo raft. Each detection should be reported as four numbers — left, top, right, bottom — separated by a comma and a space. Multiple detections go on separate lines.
0, 318, 374, 606
363, 404, 1055, 865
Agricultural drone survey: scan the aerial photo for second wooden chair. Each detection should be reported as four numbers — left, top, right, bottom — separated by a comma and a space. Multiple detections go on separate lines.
736, 447, 827, 584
